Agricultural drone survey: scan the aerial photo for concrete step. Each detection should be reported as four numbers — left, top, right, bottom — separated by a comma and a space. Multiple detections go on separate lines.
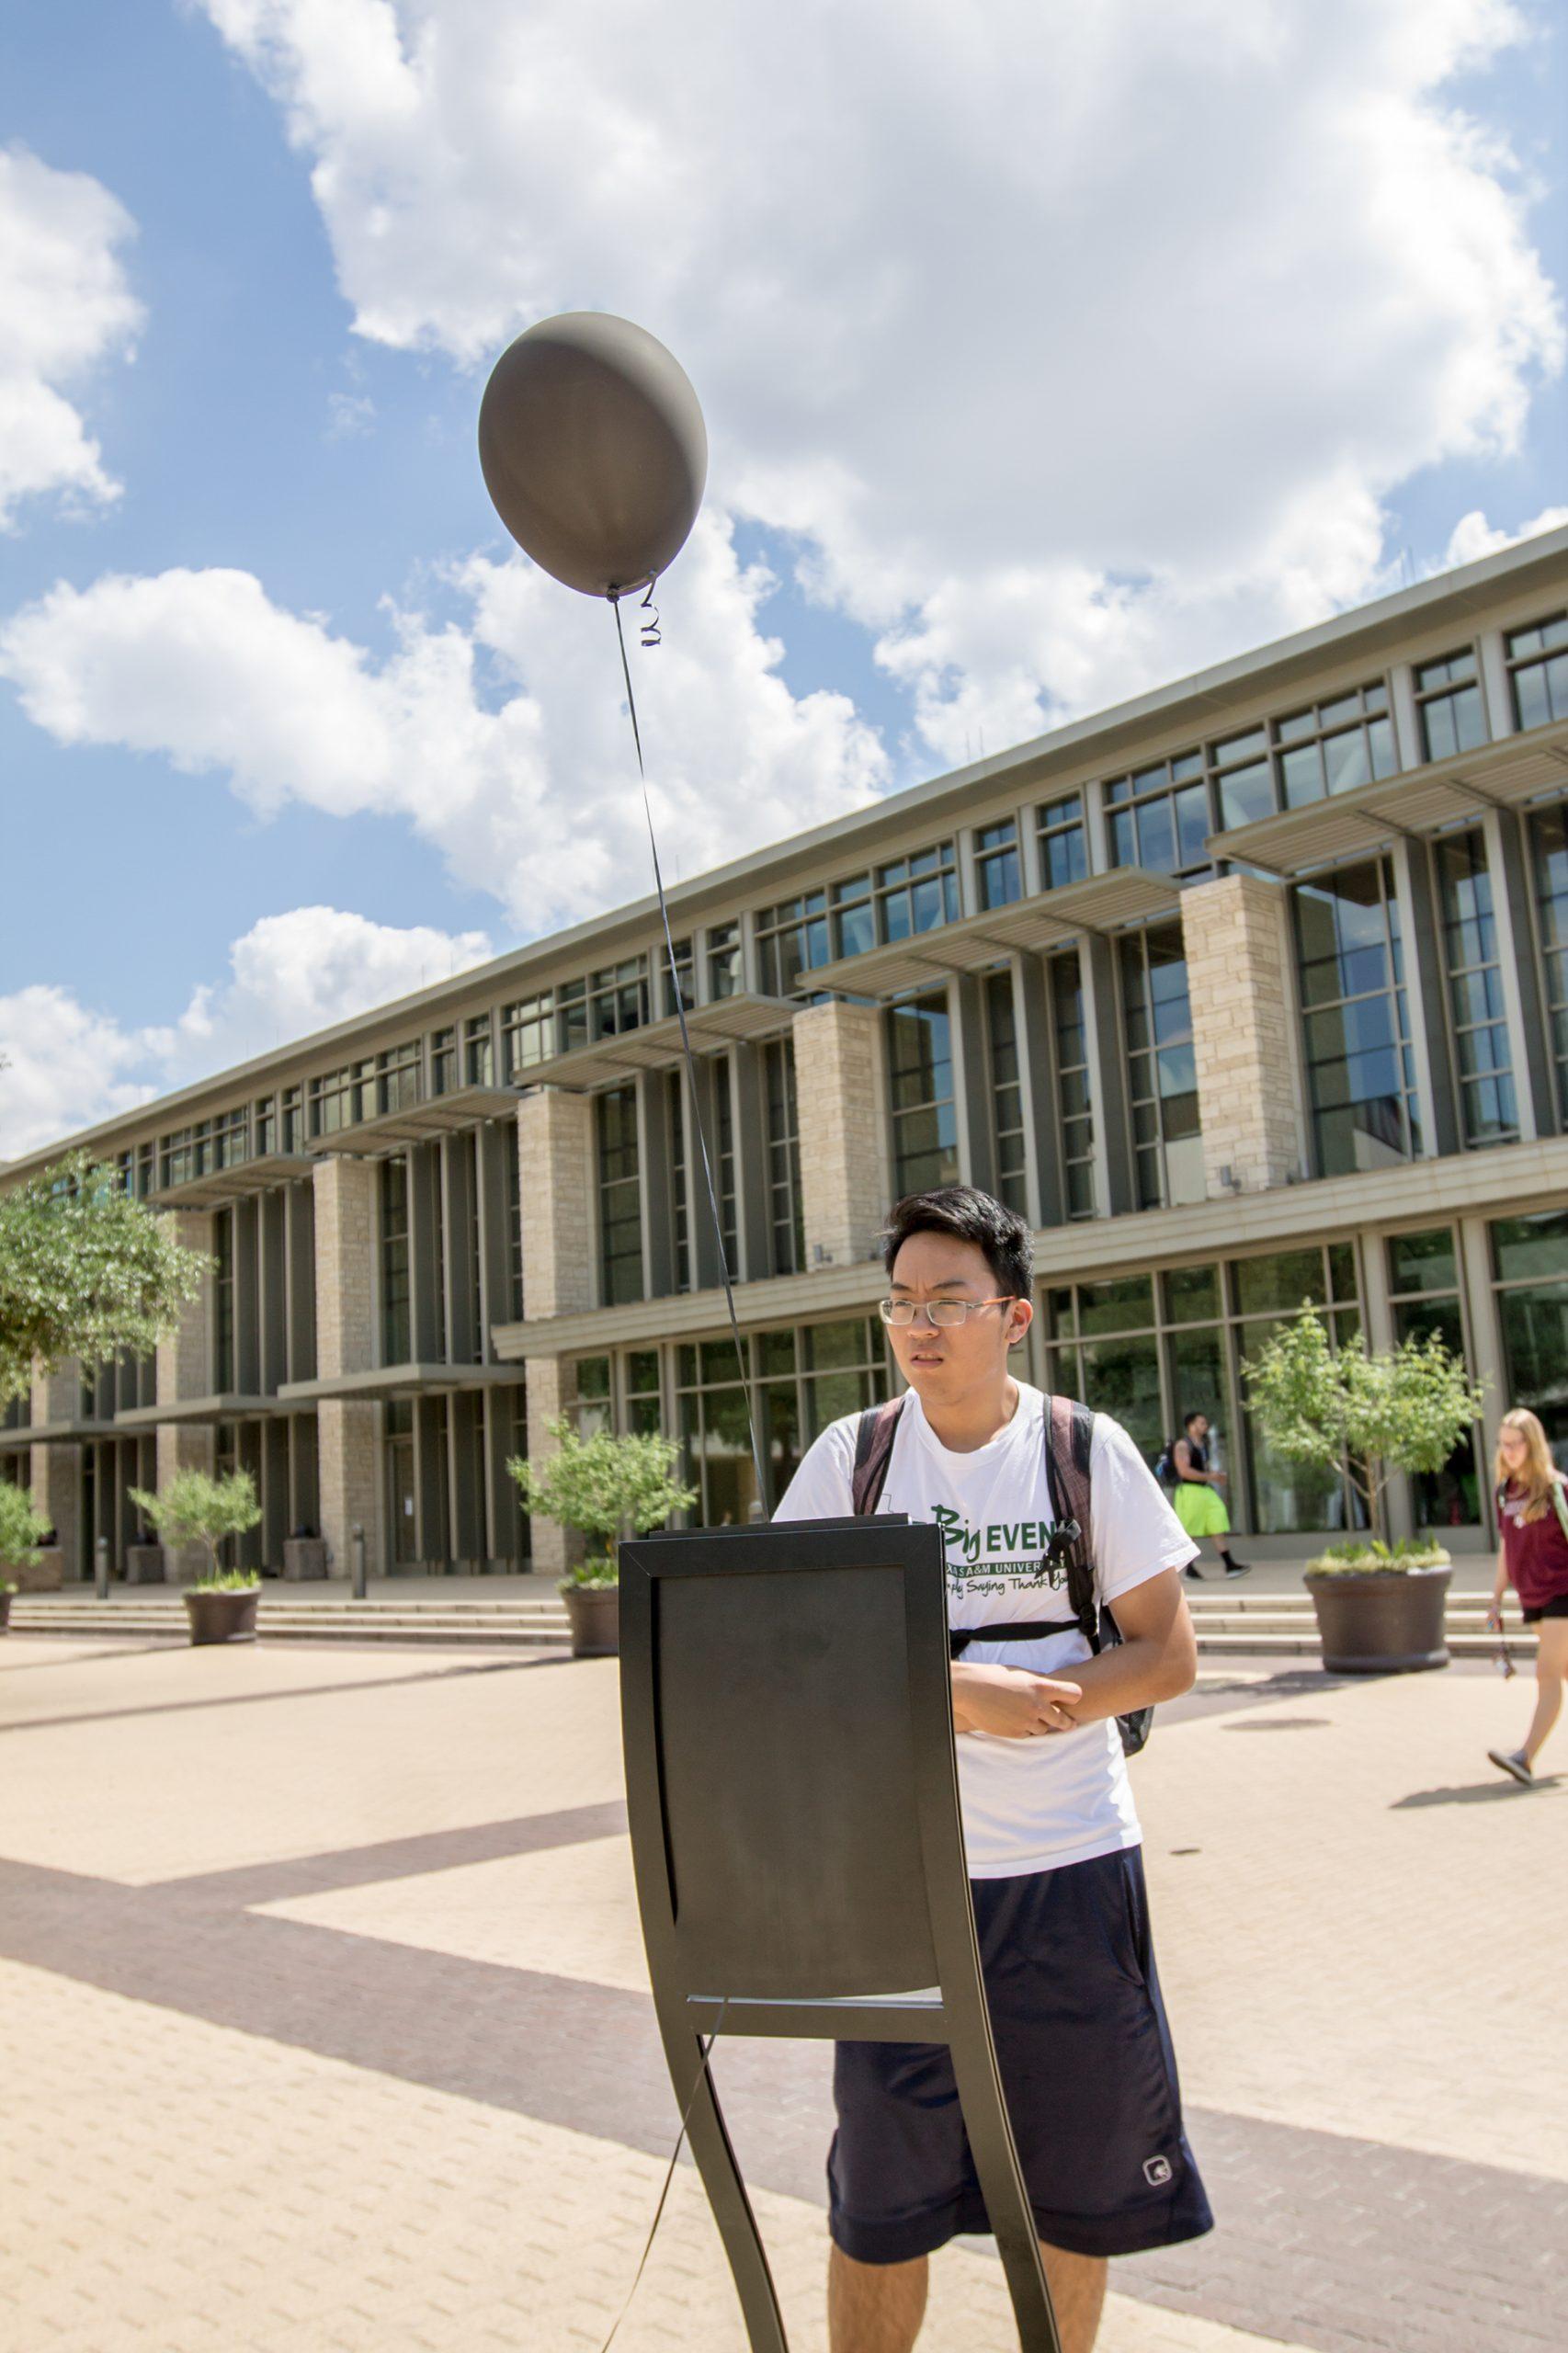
1194, 1629, 1533, 1658
6, 1596, 572, 1646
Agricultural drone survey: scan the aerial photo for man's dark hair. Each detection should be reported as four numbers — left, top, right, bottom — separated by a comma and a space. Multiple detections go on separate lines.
1183, 1409, 1208, 1428
880, 1186, 1033, 1300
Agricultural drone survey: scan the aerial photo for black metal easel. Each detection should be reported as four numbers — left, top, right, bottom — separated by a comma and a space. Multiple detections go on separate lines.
619, 1515, 1062, 2353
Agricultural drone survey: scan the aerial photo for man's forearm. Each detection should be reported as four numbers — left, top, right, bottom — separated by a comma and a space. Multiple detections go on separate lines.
1058, 1637, 1194, 1722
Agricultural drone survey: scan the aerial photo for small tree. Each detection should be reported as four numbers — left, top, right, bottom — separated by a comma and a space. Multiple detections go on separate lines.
0, 1483, 51, 1595
509, 1418, 698, 1587
1242, 1305, 1485, 1548
0, 1153, 209, 1406
128, 1469, 263, 1589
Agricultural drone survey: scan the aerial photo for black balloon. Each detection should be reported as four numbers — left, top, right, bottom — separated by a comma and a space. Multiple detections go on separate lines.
477, 312, 707, 598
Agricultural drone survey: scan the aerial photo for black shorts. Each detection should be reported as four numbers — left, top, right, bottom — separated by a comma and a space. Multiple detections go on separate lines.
828, 1847, 1213, 2264
1522, 1595, 1568, 1624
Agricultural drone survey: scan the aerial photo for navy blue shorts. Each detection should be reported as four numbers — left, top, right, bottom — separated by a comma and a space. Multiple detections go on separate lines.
828, 1847, 1213, 2264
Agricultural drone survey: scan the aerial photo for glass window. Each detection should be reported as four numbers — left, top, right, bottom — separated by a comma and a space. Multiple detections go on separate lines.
463, 1016, 494, 1086
1387, 1227, 1480, 1524
1119, 925, 1203, 1209
597, 1086, 643, 1305
567, 1356, 613, 1438
667, 1071, 689, 1294
1293, 858, 1421, 1175
1164, 1265, 1220, 1322
431, 1029, 457, 1097
1529, 801, 1568, 1123
502, 994, 554, 1077
976, 819, 1022, 910
765, 1039, 804, 1277
1051, 949, 1095, 1220
1273, 682, 1397, 809
1492, 1211, 1568, 1462
984, 970, 1028, 1216
1037, 794, 1088, 891
756, 891, 830, 995
832, 872, 876, 960
1210, 730, 1273, 831
281, 1087, 302, 1154
709, 922, 744, 1000
662, 938, 694, 1017
557, 979, 588, 1054
379, 1040, 422, 1114
254, 1097, 277, 1157
213, 1210, 234, 1391
505, 1137, 524, 1320
588, 958, 649, 1041
887, 991, 958, 1196
311, 1063, 373, 1137
1106, 761, 1213, 881
1434, 830, 1517, 1148
877, 842, 960, 940
1415, 649, 1487, 761
714, 1055, 737, 1279
381, 1156, 411, 1364
1506, 612, 1568, 732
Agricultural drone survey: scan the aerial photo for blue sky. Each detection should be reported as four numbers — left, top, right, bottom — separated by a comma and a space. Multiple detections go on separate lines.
1, 0, 1563, 1157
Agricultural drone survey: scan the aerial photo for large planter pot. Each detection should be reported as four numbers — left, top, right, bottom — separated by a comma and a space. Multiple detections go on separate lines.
125, 1544, 166, 1586
562, 1586, 619, 1658
184, 1586, 260, 1646
1304, 1561, 1452, 1673
11, 1546, 63, 1594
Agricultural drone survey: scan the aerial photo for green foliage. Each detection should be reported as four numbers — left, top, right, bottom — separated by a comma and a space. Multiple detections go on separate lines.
1306, 1537, 1450, 1575
128, 1469, 262, 1589
0, 1154, 209, 1406
508, 1417, 698, 1587
1243, 1305, 1486, 1542
0, 1482, 51, 1589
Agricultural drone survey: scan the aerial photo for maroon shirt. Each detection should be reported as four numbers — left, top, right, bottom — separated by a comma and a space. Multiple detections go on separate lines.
1499, 1475, 1568, 1609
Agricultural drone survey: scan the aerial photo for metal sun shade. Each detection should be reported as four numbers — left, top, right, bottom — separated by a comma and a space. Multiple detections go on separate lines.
619, 1516, 1062, 2353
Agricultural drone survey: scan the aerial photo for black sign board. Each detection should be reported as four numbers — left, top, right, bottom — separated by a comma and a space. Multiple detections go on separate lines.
619, 1515, 1062, 2352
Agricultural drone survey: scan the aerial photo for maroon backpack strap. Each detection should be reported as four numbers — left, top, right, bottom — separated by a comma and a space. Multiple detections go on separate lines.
851, 1395, 907, 1516
1042, 1394, 1096, 1642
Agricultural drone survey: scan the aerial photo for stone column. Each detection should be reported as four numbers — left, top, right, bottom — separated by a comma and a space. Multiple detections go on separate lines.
523, 1358, 581, 1578
1182, 874, 1305, 1198
153, 1211, 216, 1581
517, 1090, 596, 1575
29, 1361, 83, 1578
517, 1091, 595, 1319
792, 1001, 887, 1268
312, 1159, 379, 1580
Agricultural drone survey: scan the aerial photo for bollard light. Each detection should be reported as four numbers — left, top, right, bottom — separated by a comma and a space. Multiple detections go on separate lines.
351, 1523, 367, 1602
95, 1534, 109, 1600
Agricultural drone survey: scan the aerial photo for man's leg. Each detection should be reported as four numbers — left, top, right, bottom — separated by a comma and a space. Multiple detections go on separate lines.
827, 2245, 926, 2353
1040, 2240, 1108, 2353
828, 2239, 1106, 2353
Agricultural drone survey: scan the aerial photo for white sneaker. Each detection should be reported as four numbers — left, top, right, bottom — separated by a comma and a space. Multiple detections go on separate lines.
1487, 1747, 1534, 1787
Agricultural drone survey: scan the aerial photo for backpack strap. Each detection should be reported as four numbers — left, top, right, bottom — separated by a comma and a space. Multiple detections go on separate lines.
1041, 1393, 1098, 1649
851, 1394, 907, 1516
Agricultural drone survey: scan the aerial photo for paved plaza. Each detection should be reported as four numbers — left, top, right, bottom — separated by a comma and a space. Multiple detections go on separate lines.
1, 1631, 1563, 2353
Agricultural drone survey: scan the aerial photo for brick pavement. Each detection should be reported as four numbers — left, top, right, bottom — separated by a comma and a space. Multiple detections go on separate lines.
1, 1634, 1563, 2351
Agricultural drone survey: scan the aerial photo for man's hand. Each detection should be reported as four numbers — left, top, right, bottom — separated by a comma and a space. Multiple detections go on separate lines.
951, 1661, 1084, 1738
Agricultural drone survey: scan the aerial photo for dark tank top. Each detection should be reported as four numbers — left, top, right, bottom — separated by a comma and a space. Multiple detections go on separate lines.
1180, 1436, 1208, 1481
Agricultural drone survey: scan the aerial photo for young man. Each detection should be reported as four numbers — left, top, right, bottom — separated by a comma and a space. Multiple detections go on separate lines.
777, 1186, 1212, 2353
1171, 1410, 1251, 1581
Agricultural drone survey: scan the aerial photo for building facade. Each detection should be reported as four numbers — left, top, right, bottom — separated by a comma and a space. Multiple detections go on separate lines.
5, 531, 1568, 1574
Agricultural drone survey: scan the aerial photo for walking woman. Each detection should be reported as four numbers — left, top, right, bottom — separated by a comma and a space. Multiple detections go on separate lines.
1170, 1413, 1250, 1582
1487, 1408, 1568, 1787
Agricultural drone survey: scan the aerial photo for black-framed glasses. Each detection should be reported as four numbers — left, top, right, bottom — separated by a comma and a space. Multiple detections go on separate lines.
879, 1296, 1016, 1328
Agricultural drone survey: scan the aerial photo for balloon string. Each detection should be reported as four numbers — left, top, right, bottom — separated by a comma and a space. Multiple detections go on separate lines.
611, 595, 767, 1514
595, 1998, 730, 2353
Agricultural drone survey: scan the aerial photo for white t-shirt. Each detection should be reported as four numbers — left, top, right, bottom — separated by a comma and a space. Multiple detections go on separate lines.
775, 1381, 1198, 1878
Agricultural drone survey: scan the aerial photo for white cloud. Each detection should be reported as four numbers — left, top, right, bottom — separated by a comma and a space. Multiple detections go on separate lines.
195, 0, 1564, 748
0, 518, 888, 931
0, 144, 142, 529
1439, 502, 1568, 568
0, 908, 494, 1160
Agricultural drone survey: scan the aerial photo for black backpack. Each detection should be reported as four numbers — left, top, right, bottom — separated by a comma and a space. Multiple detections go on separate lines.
849, 1392, 1153, 1756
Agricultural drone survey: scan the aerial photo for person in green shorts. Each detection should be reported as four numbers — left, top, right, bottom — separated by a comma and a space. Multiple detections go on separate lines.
1171, 1412, 1250, 1581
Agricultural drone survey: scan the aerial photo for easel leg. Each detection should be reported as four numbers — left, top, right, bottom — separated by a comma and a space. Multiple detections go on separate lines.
659, 2021, 790, 2353
945, 2000, 1062, 2353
